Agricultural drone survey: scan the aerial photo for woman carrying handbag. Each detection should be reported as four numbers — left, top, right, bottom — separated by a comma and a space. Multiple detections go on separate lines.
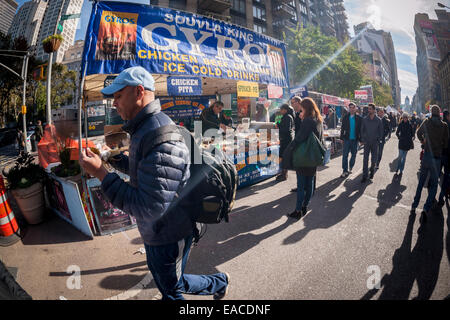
282, 98, 324, 219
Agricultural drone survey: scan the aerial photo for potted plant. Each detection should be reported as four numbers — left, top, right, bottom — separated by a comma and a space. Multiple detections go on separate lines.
3, 152, 46, 224
50, 146, 81, 181
42, 34, 64, 53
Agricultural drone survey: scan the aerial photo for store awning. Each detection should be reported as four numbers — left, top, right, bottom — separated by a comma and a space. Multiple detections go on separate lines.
83, 74, 267, 102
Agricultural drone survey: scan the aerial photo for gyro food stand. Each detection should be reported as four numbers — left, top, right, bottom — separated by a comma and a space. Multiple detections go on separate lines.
39, 1, 291, 237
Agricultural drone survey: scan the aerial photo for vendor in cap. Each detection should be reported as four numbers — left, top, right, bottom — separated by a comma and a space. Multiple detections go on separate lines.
79, 66, 230, 300
200, 100, 232, 135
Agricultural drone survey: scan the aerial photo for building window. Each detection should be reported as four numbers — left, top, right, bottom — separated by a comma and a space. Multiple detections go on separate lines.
253, 23, 267, 34
232, 0, 246, 14
253, 6, 266, 21
232, 15, 247, 27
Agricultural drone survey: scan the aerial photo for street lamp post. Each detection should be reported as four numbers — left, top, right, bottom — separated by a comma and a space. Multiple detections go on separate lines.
46, 0, 66, 125
21, 54, 30, 153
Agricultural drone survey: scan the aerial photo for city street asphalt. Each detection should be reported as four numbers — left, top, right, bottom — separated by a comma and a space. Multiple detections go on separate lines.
0, 134, 449, 300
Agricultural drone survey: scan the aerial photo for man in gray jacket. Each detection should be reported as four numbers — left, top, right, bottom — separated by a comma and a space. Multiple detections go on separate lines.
360, 103, 383, 182
79, 67, 229, 300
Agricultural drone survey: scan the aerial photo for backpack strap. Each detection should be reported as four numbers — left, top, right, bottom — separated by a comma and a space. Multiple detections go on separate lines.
140, 124, 185, 158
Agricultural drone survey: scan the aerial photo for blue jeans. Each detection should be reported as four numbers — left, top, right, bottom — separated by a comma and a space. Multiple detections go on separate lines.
144, 235, 228, 300
296, 174, 314, 211
396, 149, 408, 173
342, 139, 358, 172
412, 152, 441, 212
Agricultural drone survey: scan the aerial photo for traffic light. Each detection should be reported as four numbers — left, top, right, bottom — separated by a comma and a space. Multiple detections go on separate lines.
32, 64, 47, 81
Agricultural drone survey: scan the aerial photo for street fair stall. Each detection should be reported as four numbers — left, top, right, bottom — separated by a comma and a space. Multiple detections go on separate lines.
307, 91, 353, 158
36, 1, 291, 237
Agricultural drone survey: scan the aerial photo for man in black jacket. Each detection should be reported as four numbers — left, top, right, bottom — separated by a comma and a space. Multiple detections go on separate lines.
290, 96, 303, 134
200, 101, 232, 135
376, 107, 391, 169
289, 96, 302, 191
340, 102, 362, 178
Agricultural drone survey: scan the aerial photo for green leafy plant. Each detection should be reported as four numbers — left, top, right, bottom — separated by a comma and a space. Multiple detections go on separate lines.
42, 34, 63, 45
50, 147, 81, 177
3, 152, 46, 190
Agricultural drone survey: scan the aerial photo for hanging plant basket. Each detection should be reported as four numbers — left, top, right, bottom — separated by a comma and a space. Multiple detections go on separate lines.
42, 34, 63, 53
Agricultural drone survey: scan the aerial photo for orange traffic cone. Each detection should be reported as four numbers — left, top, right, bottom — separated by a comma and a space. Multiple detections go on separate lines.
0, 176, 21, 246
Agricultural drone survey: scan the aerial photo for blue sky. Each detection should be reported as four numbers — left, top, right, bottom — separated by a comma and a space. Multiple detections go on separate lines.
16, 0, 450, 103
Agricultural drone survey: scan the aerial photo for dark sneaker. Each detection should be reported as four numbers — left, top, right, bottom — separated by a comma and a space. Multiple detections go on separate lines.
275, 175, 287, 182
301, 207, 308, 217
213, 272, 230, 300
369, 170, 374, 179
290, 188, 298, 193
287, 210, 302, 220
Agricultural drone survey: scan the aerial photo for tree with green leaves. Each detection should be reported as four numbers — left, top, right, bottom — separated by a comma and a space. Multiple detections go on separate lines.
286, 26, 365, 99
0, 32, 44, 126
49, 63, 77, 108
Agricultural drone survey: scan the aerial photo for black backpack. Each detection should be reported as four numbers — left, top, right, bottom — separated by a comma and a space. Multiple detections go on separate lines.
141, 124, 238, 226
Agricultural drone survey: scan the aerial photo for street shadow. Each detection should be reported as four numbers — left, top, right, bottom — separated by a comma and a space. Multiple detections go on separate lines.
99, 274, 150, 291
20, 214, 91, 245
235, 177, 280, 201
376, 174, 407, 216
186, 192, 299, 276
282, 175, 369, 245
361, 207, 445, 300
389, 158, 399, 173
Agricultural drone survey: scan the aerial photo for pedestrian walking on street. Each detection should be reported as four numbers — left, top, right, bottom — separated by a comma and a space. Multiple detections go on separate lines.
340, 102, 362, 178
79, 66, 230, 300
283, 97, 324, 219
276, 104, 295, 182
395, 112, 414, 176
15, 128, 24, 153
410, 113, 419, 140
360, 103, 383, 183
325, 108, 336, 129
438, 110, 450, 207
411, 105, 449, 224
290, 96, 303, 192
388, 112, 395, 139
34, 120, 43, 150
376, 107, 391, 170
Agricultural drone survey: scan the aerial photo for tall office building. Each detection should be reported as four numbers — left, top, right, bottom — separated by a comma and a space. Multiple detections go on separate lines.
0, 0, 18, 35
8, 0, 48, 51
354, 22, 401, 106
35, 0, 83, 63
150, 0, 348, 42
329, 0, 349, 43
414, 10, 450, 111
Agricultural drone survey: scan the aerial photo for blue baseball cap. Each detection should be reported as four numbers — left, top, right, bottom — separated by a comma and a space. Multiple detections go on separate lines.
101, 66, 155, 96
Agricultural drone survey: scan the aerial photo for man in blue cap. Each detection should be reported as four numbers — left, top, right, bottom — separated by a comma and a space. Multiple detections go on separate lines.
79, 66, 229, 300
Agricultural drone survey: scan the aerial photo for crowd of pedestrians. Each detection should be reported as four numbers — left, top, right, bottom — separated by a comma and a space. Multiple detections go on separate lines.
278, 97, 449, 225
75, 67, 447, 301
